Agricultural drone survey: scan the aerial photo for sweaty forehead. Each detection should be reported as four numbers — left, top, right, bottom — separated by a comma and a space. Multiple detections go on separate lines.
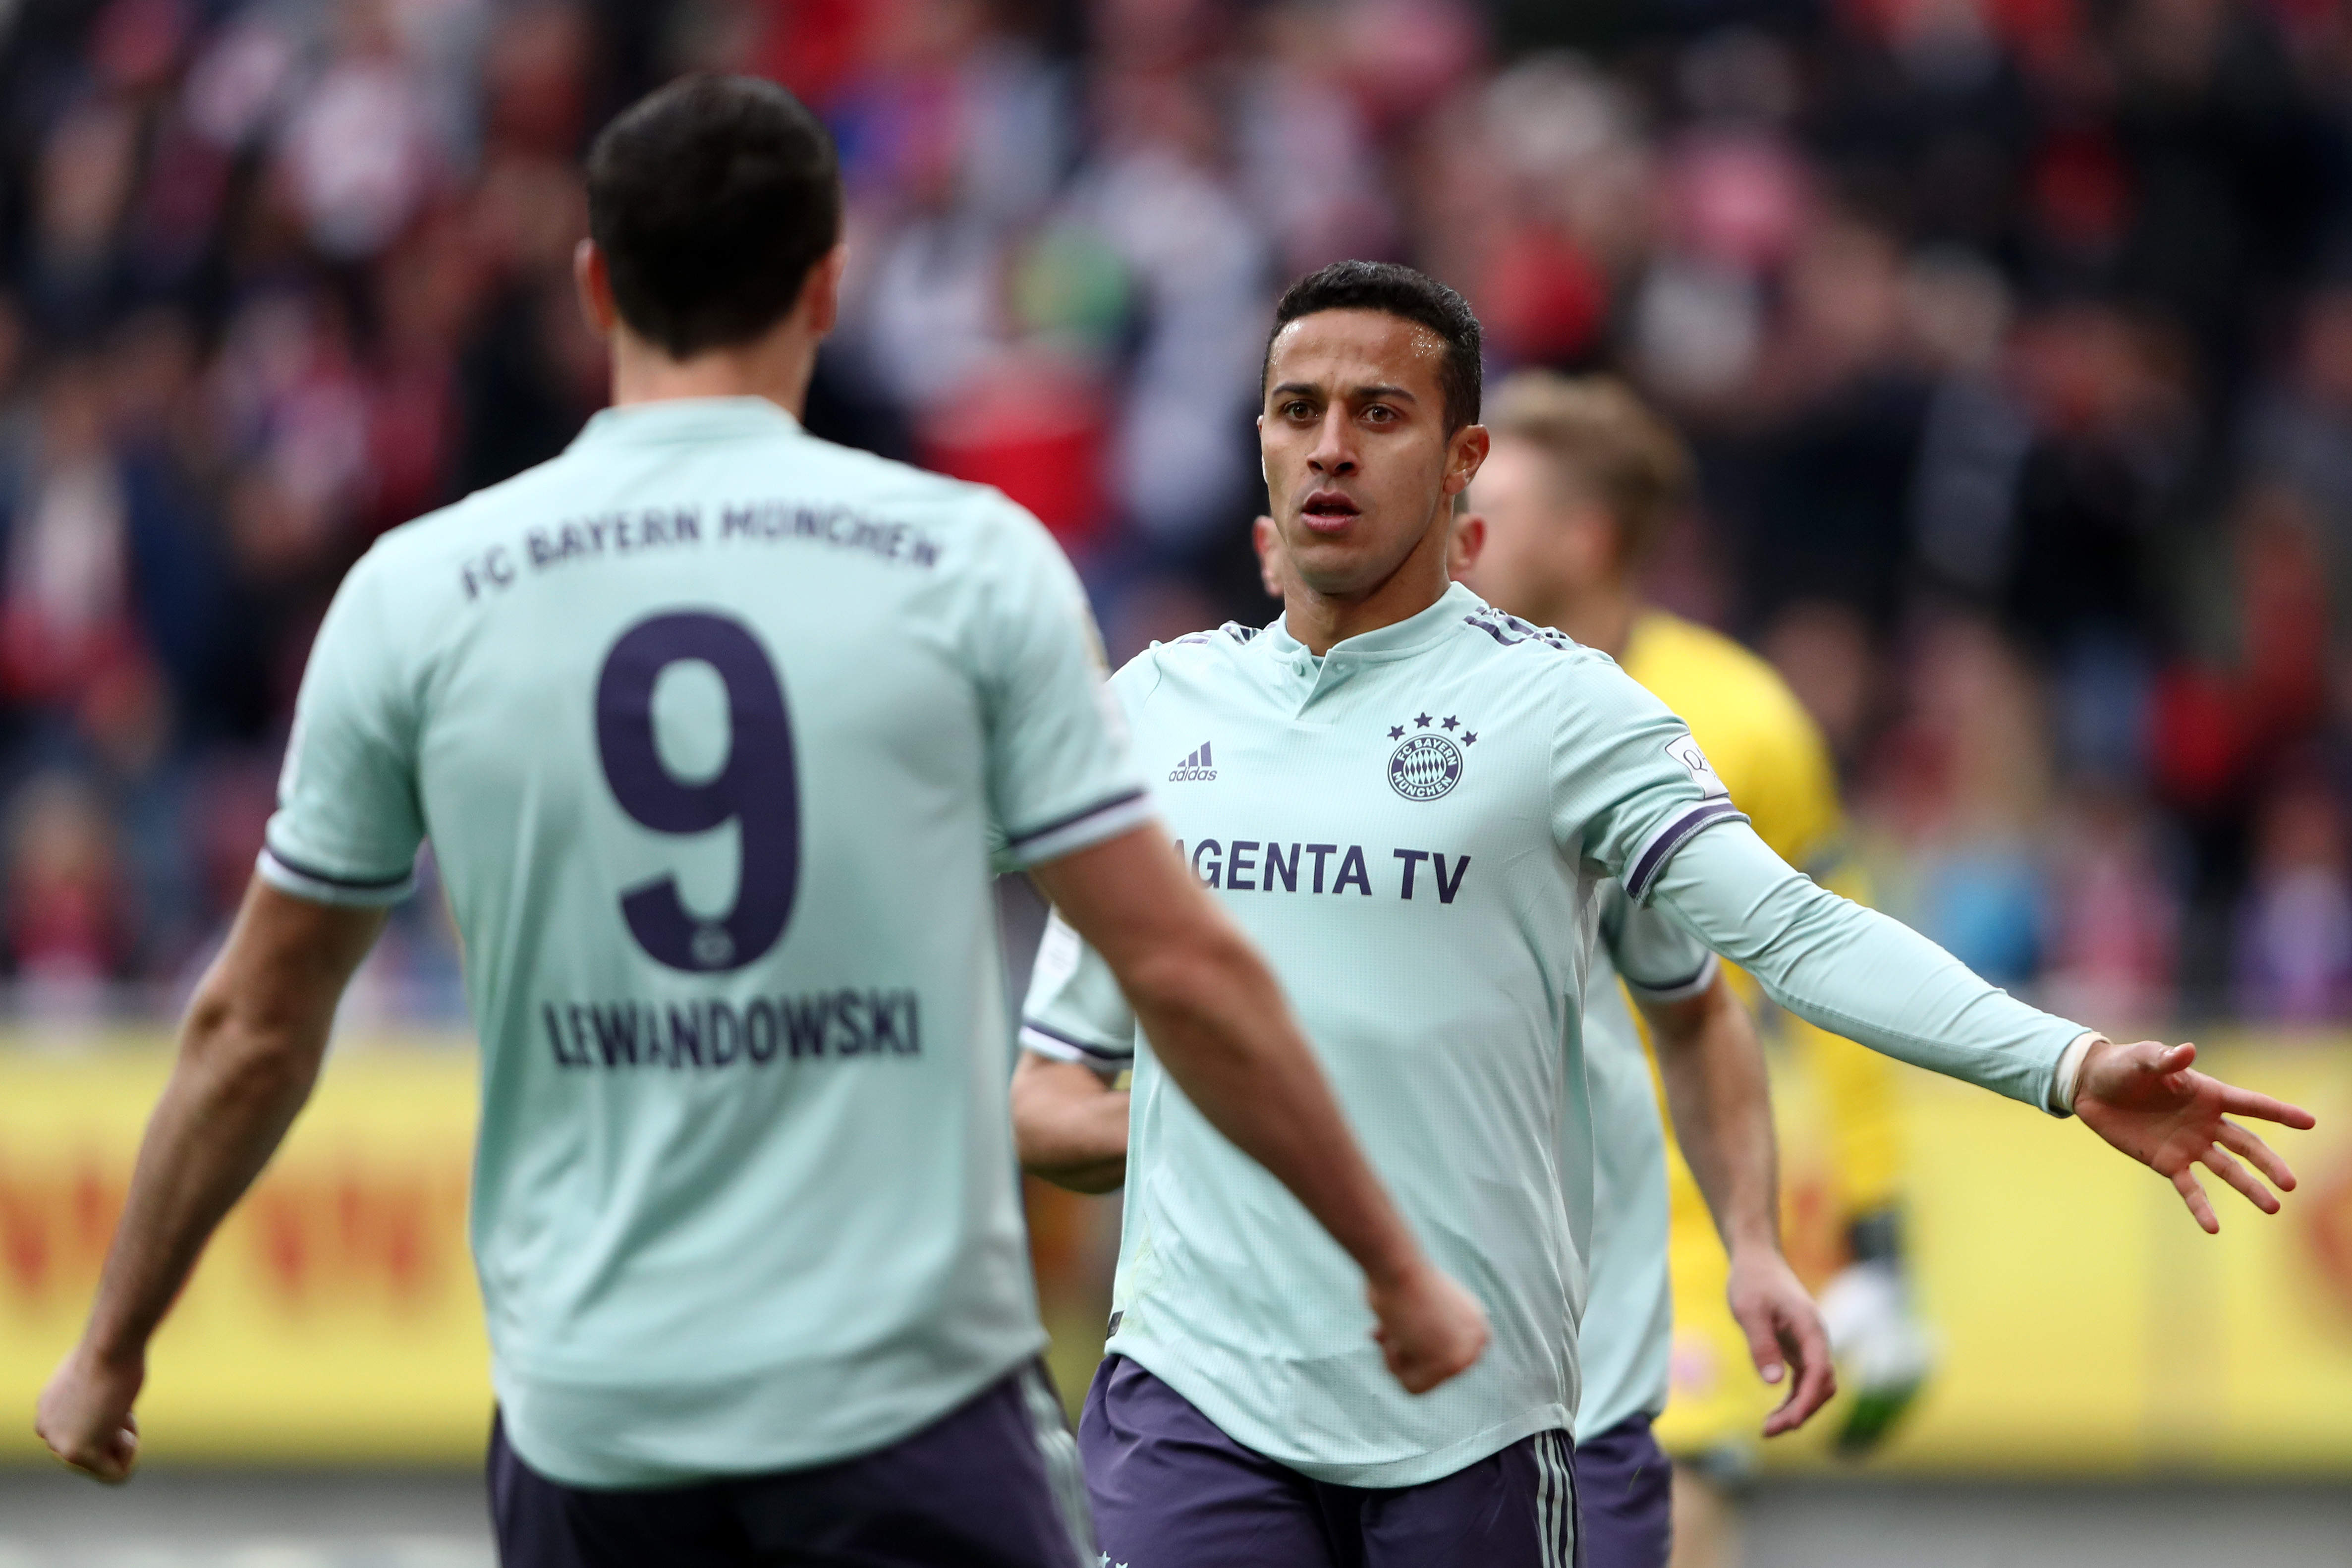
1266, 309, 1449, 403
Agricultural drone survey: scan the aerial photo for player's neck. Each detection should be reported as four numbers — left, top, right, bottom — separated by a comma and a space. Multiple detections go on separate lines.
606, 320, 822, 420
1283, 525, 1455, 656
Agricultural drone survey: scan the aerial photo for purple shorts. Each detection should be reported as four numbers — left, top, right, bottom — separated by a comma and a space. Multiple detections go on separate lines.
1078, 1353, 1583, 1568
1569, 1415, 1674, 1568
488, 1362, 1093, 1568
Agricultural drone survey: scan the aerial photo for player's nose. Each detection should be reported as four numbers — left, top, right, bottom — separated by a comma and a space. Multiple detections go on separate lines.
1307, 415, 1357, 474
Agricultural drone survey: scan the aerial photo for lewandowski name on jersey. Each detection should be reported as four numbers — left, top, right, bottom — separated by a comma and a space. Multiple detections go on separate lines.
541, 990, 923, 1071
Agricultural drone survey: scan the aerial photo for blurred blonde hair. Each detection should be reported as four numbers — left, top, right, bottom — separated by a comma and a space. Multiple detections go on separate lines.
1486, 371, 1692, 567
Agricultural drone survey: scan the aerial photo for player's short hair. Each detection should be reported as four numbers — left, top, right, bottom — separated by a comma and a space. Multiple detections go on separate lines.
585, 75, 842, 358
1487, 371, 1691, 565
1264, 261, 1483, 433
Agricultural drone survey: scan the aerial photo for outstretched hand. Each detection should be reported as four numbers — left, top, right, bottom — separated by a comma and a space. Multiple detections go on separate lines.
1726, 1247, 1836, 1437
2074, 1040, 2316, 1233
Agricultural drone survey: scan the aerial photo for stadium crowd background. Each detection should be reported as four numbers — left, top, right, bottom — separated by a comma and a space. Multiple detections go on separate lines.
0, 0, 2348, 1029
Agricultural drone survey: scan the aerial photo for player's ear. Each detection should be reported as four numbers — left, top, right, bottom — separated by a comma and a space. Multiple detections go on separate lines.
574, 239, 619, 339
803, 243, 850, 338
1445, 423, 1490, 502
1252, 515, 1286, 601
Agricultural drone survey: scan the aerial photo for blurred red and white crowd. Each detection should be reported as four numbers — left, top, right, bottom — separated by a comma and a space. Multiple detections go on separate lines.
0, 0, 2349, 1026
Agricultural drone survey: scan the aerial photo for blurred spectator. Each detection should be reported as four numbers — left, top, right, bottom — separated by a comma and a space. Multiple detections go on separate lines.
1904, 244, 2030, 600
1863, 616, 2051, 989
2235, 770, 2352, 1022
2041, 784, 2182, 1028
1727, 214, 1929, 638
2244, 286, 2352, 641
0, 359, 141, 727
1760, 599, 1881, 774
1236, 5, 1398, 278
26, 97, 141, 337
2002, 302, 2192, 670
1067, 68, 1268, 556
5, 771, 130, 1013
274, 1, 451, 261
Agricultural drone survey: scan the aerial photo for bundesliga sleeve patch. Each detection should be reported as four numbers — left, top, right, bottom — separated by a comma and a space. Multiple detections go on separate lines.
1665, 734, 1730, 800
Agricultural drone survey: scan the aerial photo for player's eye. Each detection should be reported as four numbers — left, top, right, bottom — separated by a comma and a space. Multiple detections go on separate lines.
1282, 400, 1315, 419
1363, 404, 1395, 424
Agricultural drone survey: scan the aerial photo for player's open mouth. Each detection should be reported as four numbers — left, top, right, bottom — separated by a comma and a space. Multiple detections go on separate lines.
1300, 491, 1361, 533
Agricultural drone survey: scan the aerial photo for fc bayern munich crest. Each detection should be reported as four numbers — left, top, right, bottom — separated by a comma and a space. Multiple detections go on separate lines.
1385, 712, 1477, 800
1389, 734, 1463, 800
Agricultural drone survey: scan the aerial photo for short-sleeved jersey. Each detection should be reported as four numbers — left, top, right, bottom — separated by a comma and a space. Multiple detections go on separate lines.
263, 397, 1150, 1488
1020, 582, 1744, 1488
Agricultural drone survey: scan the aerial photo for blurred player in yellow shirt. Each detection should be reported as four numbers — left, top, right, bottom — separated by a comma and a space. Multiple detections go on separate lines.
1457, 373, 1931, 1568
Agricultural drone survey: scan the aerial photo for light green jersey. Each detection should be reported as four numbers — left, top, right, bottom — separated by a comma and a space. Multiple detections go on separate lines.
1575, 886, 1718, 1440
1021, 583, 1746, 1487
263, 396, 1150, 1488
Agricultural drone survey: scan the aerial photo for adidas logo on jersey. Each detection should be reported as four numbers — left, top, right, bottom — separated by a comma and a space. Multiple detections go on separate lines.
1169, 742, 1218, 783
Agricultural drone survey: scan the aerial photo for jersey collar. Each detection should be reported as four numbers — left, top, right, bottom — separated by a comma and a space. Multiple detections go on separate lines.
569, 396, 806, 448
1255, 581, 1488, 710
1260, 579, 1488, 668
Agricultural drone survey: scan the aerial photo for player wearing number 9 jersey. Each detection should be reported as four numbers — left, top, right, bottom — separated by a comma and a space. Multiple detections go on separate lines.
34, 77, 1494, 1567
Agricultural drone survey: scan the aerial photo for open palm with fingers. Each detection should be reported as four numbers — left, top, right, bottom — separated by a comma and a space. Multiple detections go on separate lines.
2074, 1040, 2316, 1233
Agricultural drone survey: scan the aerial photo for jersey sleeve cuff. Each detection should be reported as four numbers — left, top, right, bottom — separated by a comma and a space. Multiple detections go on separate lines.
1020, 1019, 1133, 1074
1623, 952, 1720, 1005
257, 845, 418, 908
1001, 788, 1155, 869
1625, 800, 1748, 902
2047, 1030, 2104, 1118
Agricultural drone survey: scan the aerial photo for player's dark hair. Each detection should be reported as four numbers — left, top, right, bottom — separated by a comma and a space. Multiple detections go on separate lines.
585, 75, 842, 358
1263, 261, 1483, 433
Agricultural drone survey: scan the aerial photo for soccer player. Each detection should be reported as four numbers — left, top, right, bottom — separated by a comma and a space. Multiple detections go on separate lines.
1245, 503, 1828, 1567
1009, 259, 2313, 1568
32, 80, 1490, 1568
1454, 371, 1926, 1567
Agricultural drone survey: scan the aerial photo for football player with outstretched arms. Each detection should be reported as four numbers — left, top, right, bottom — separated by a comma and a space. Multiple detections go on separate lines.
1242, 494, 1829, 1565
1011, 260, 2313, 1568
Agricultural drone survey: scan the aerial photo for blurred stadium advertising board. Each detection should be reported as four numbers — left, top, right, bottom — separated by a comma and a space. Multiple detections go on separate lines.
1763, 1038, 2352, 1475
0, 1039, 486, 1463
0, 1036, 2349, 1471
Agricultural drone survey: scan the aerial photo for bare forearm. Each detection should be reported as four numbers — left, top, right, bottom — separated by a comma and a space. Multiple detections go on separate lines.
1652, 984, 1781, 1257
1010, 1056, 1130, 1194
83, 1006, 326, 1362
79, 883, 380, 1364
